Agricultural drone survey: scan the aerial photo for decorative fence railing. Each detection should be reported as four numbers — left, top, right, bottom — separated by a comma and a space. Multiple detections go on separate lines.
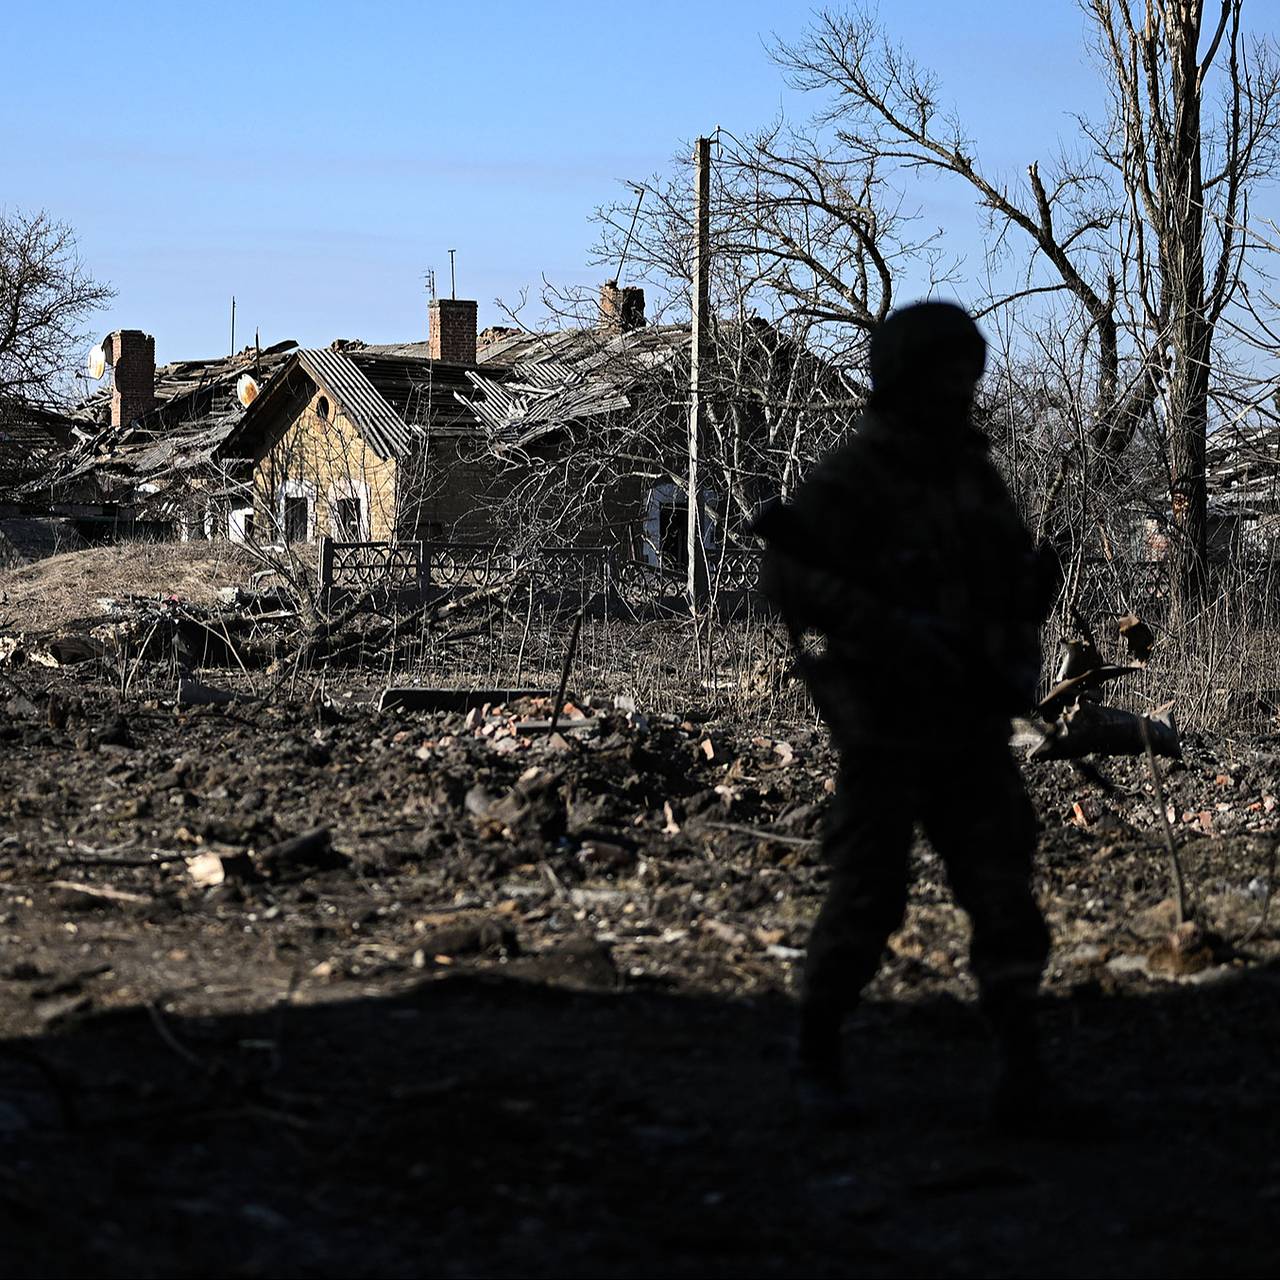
318, 538, 430, 605
1037, 552, 1280, 624
427, 541, 763, 606
712, 549, 763, 593
318, 537, 764, 609
428, 543, 613, 593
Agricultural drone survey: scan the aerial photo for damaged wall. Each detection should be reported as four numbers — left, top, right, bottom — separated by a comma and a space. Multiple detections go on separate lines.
255, 390, 398, 543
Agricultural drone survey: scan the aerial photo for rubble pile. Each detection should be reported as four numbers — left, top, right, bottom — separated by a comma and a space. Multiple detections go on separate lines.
0, 671, 1275, 1015
0, 586, 298, 675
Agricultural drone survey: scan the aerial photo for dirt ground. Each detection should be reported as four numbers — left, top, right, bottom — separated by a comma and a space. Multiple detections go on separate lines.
0, 543, 260, 631
1, 661, 1278, 1278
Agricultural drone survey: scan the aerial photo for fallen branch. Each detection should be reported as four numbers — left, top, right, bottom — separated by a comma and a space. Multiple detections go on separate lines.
48, 880, 151, 905
697, 820, 817, 847
1030, 700, 1180, 761
548, 610, 585, 740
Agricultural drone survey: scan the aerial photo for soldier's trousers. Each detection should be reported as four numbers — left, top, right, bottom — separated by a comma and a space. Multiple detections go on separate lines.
805, 727, 1049, 1043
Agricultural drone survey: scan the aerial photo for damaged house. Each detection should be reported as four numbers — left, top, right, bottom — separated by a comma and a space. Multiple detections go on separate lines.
217, 283, 850, 576
41, 329, 301, 540
15, 281, 852, 588
0, 397, 82, 567
216, 300, 500, 547
215, 288, 699, 567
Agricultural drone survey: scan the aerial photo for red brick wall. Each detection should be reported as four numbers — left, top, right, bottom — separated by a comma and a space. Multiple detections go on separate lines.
429, 300, 478, 365
599, 282, 645, 334
107, 330, 155, 427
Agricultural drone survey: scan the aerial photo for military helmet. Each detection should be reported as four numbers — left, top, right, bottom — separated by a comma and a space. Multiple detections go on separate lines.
869, 301, 986, 394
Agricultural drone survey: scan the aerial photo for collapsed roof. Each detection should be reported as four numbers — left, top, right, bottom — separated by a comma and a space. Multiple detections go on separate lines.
459, 324, 689, 450
42, 340, 300, 493
29, 309, 851, 498
1206, 417, 1280, 507
0, 398, 77, 495
220, 347, 502, 463
221, 324, 694, 463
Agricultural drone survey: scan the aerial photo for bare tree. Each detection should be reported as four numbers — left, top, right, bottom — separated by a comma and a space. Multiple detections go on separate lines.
1087, 0, 1280, 603
774, 2, 1280, 611
609, 125, 951, 350
0, 209, 114, 406
457, 291, 860, 595
596, 121, 957, 362
584, 121, 938, 558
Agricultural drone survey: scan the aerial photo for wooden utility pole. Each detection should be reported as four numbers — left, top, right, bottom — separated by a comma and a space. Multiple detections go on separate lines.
687, 136, 711, 604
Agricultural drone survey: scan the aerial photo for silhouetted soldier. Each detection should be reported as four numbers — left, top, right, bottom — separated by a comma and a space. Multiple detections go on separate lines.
757, 301, 1053, 1125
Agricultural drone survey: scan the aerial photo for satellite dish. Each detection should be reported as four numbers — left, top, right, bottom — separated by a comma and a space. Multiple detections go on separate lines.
87, 344, 106, 380
236, 374, 260, 407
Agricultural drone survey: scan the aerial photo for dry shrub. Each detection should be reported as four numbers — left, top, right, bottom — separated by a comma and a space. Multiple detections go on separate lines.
0, 540, 260, 631
1047, 553, 1280, 735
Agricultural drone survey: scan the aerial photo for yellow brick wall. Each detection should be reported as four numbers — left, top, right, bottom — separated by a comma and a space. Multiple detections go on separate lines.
253, 392, 398, 542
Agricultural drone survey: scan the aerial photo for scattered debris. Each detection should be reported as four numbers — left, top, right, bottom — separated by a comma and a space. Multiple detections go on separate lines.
177, 676, 237, 708
47, 880, 151, 909
253, 827, 345, 880
1031, 700, 1181, 761
1118, 612, 1156, 663
379, 687, 560, 714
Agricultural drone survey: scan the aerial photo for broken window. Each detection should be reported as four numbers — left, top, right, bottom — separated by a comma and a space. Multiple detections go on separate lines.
644, 482, 716, 573
658, 500, 690, 573
284, 495, 309, 542
333, 497, 362, 540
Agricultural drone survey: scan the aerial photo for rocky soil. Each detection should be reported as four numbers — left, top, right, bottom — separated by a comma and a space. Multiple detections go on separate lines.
0, 667, 1278, 1278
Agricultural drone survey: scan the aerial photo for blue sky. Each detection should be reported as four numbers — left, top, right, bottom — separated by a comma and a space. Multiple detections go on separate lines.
4, 1, 1113, 364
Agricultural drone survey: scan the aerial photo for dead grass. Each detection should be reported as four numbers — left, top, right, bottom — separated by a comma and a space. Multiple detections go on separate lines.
0, 540, 257, 631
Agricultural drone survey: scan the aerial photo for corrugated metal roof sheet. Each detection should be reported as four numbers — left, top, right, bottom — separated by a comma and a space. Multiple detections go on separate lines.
459, 358, 631, 448
474, 323, 689, 371
297, 349, 420, 460
347, 354, 478, 433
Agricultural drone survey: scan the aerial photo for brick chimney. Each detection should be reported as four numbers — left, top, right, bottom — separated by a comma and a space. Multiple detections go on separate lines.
428, 298, 478, 365
599, 280, 645, 335
104, 330, 156, 428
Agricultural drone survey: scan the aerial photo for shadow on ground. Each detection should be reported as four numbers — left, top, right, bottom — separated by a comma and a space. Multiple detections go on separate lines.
2, 959, 1279, 1279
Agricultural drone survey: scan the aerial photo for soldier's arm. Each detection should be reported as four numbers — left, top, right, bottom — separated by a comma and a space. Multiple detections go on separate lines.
762, 543, 972, 687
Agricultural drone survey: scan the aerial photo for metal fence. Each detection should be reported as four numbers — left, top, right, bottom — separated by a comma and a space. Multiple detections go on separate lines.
317, 538, 430, 607
425, 541, 763, 609
428, 543, 613, 594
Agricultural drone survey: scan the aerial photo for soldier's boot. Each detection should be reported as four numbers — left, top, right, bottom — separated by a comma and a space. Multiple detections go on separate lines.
988, 1007, 1104, 1139
794, 1000, 863, 1125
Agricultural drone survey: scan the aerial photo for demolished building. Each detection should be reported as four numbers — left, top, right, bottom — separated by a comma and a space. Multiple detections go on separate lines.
216, 286, 739, 571
39, 330, 302, 539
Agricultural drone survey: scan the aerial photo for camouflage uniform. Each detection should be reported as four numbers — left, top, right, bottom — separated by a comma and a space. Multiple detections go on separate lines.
758, 302, 1051, 1093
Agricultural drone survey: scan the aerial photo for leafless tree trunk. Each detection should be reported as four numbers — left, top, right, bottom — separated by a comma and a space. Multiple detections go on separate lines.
774, 2, 1280, 613
1087, 0, 1275, 608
